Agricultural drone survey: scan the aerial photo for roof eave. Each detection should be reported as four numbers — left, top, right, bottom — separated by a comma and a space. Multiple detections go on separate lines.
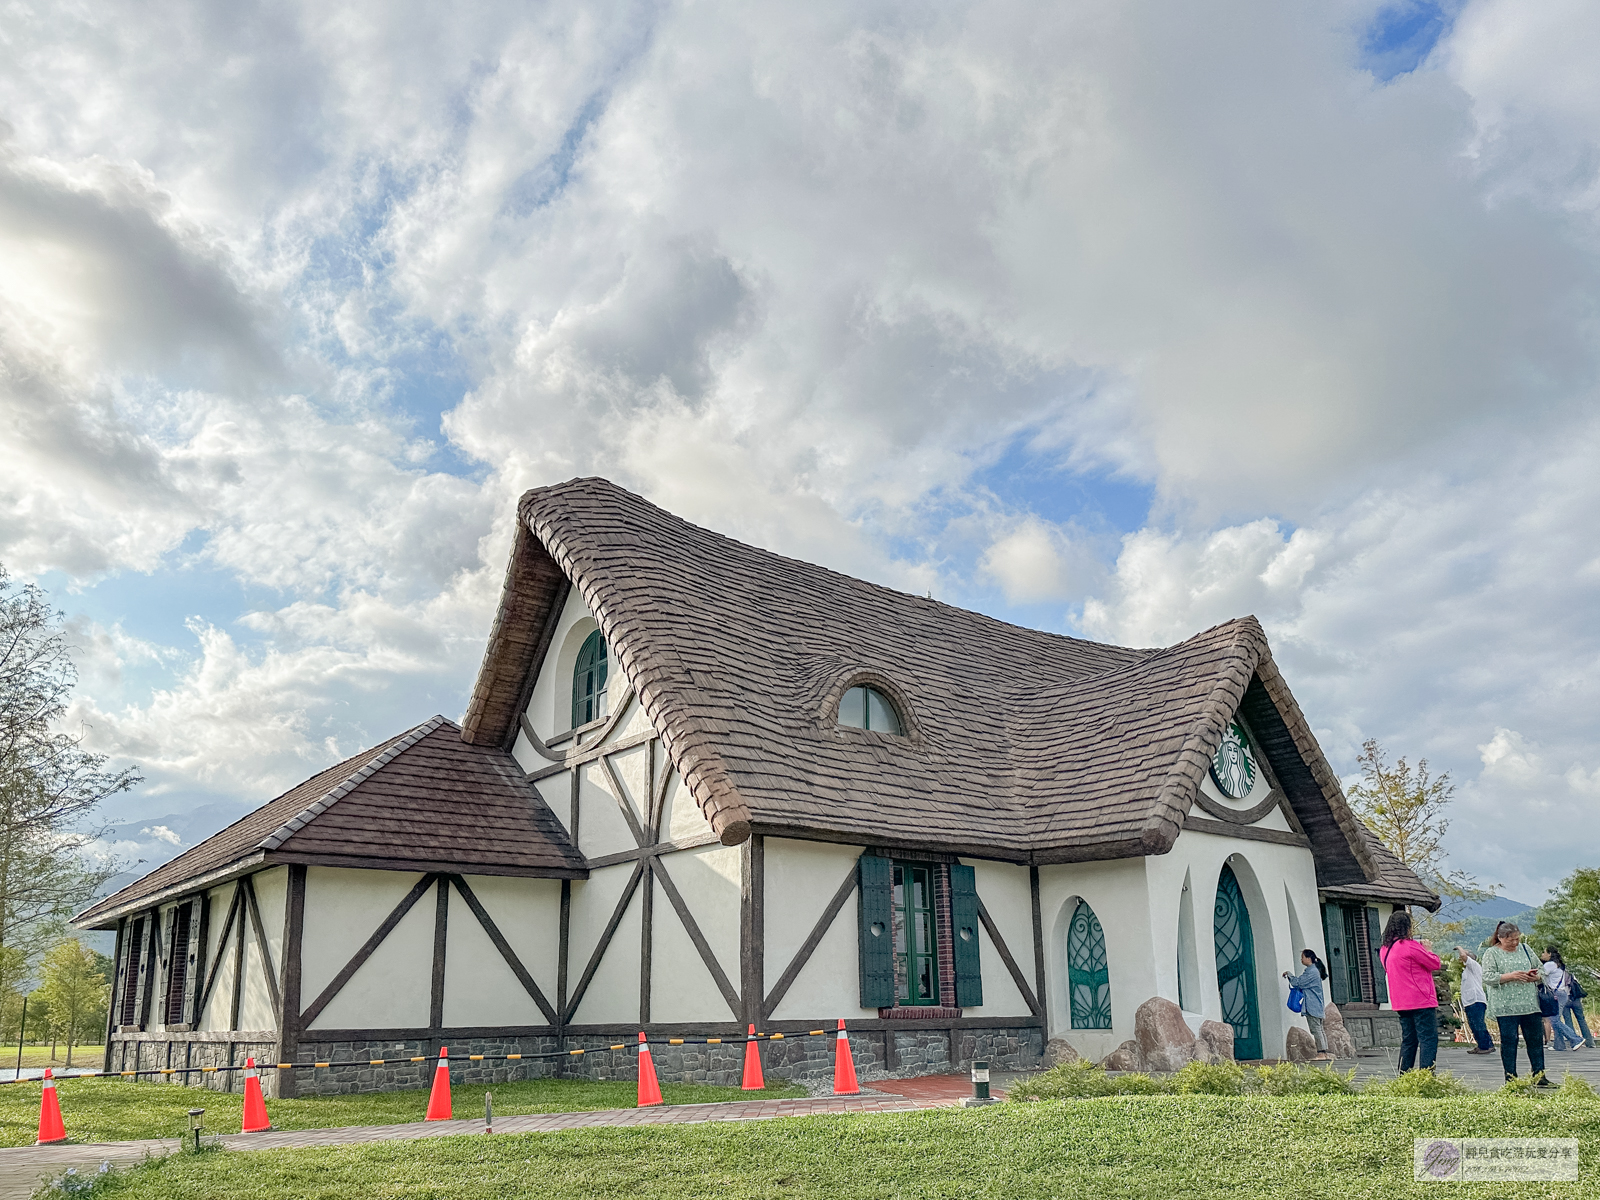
72, 851, 268, 930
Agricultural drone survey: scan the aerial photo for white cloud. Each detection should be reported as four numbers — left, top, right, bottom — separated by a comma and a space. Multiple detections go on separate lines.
0, 0, 1598, 901
139, 825, 182, 846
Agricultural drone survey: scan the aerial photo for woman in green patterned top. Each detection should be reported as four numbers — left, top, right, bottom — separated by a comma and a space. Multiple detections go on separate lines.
1481, 920, 1550, 1085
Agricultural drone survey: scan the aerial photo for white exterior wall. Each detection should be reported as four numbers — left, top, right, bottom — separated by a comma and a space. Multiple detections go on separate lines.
764, 838, 869, 1022
650, 844, 742, 1023
965, 861, 1033, 1018
566, 860, 643, 1025
303, 868, 434, 1031
1038, 856, 1156, 1062
441, 875, 563, 1027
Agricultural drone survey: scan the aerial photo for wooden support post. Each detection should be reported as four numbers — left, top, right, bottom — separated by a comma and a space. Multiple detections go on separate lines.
1030, 866, 1047, 1027
278, 865, 307, 1098
639, 858, 654, 1025
557, 877, 570, 1072
229, 887, 247, 1032
430, 875, 450, 1031
740, 835, 764, 1029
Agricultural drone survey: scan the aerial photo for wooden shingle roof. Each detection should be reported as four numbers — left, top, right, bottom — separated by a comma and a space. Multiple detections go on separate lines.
76, 716, 585, 928
463, 478, 1436, 908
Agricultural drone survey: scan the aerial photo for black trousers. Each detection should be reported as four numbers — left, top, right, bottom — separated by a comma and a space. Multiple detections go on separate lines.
1398, 1007, 1438, 1071
1497, 1012, 1547, 1080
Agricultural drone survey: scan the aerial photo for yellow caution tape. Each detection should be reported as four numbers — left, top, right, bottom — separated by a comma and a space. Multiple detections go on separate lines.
201, 1067, 216, 1073
669, 1039, 684, 1045
160, 1069, 174, 1075
569, 1049, 584, 1055
611, 1044, 625, 1051
770, 1034, 785, 1039
707, 1038, 721, 1044
278, 1064, 292, 1070
507, 1054, 521, 1060
370, 1060, 385, 1066
411, 1057, 427, 1063
122, 1071, 137, 1077
809, 1030, 824, 1036
315, 1062, 331, 1069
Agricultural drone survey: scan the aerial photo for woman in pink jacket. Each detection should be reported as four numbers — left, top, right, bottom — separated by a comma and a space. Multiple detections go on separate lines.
1379, 910, 1444, 1072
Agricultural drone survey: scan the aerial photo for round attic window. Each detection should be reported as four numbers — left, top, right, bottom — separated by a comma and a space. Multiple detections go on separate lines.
837, 685, 903, 736
1209, 721, 1258, 799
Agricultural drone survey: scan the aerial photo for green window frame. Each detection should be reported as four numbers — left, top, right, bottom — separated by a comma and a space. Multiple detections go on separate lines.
571, 629, 609, 729
1067, 899, 1112, 1029
838, 685, 903, 735
892, 861, 939, 1005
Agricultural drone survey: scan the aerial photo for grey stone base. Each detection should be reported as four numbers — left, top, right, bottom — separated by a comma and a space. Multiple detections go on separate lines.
104, 1026, 1045, 1096
1340, 1011, 1404, 1049
107, 1033, 280, 1096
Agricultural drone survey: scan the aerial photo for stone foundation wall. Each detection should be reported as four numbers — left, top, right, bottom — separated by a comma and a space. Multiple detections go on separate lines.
1340, 1011, 1404, 1049
104, 1025, 1045, 1095
107, 1033, 281, 1095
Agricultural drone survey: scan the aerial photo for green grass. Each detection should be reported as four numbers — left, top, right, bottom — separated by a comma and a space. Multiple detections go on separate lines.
72, 1094, 1600, 1199
0, 1044, 104, 1070
0, 1075, 804, 1147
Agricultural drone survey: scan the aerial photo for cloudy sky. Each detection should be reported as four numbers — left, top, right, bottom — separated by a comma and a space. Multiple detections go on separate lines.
2, 0, 1596, 904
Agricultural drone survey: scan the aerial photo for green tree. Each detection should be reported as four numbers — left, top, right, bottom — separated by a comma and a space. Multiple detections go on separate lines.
0, 565, 137, 963
36, 940, 107, 1067
1346, 738, 1495, 943
1529, 868, 1600, 976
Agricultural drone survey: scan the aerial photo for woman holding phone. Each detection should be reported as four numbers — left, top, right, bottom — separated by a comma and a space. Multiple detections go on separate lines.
1481, 921, 1550, 1084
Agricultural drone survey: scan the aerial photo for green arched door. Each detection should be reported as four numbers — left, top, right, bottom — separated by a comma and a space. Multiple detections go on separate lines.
1213, 865, 1262, 1060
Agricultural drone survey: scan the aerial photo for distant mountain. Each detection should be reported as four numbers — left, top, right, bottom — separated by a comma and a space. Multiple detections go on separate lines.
1448, 895, 1538, 921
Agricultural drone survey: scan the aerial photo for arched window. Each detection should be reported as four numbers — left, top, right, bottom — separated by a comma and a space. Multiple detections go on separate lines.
838, 685, 903, 735
1067, 899, 1112, 1029
571, 629, 608, 728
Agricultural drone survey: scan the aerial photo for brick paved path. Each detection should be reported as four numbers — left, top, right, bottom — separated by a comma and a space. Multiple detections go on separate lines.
0, 1094, 924, 1199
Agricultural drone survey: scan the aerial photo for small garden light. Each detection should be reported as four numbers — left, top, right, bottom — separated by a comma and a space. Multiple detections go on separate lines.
187, 1108, 205, 1151
964, 1059, 998, 1107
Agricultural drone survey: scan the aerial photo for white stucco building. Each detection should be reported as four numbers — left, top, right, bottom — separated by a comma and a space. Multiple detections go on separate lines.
76, 478, 1435, 1092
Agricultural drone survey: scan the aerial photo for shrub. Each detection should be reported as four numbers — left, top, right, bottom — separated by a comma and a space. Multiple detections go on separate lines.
1253, 1063, 1357, 1096
1554, 1073, 1600, 1103
1499, 1074, 1538, 1097
1111, 1073, 1170, 1095
1011, 1060, 1121, 1100
1364, 1069, 1472, 1098
1010, 1060, 1175, 1100
1171, 1061, 1246, 1095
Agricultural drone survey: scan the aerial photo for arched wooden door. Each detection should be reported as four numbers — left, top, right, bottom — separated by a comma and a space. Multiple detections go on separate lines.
1213, 865, 1262, 1060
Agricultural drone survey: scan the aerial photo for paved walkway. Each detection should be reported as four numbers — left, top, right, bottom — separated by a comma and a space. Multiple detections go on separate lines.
0, 1093, 925, 1199
1331, 1042, 1600, 1088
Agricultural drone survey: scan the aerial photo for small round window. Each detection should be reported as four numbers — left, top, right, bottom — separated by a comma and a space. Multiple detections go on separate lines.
837, 685, 903, 736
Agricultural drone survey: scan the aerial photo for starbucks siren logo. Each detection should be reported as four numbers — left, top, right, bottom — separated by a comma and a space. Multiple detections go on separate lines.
1210, 721, 1257, 799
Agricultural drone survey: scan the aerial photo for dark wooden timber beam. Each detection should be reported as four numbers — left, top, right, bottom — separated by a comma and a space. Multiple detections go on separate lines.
449, 875, 559, 1025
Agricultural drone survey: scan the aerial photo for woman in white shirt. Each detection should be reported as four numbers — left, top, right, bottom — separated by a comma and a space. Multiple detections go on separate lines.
1455, 946, 1493, 1053
1542, 947, 1586, 1051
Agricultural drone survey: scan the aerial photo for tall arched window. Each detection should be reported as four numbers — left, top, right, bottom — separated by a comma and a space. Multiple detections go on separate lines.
571, 630, 609, 728
838, 685, 903, 735
1067, 899, 1112, 1029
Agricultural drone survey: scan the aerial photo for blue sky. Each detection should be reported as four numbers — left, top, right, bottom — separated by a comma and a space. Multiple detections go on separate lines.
3, 0, 1599, 906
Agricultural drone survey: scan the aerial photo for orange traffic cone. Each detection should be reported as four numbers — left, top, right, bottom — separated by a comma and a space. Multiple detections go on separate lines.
240, 1057, 271, 1132
741, 1025, 765, 1091
425, 1047, 452, 1121
833, 1019, 859, 1095
636, 1032, 663, 1107
35, 1068, 67, 1145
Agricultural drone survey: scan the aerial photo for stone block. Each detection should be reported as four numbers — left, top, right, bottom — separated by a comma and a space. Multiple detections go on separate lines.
1101, 1040, 1142, 1071
1321, 1003, 1358, 1058
1285, 1027, 1317, 1062
1042, 1037, 1080, 1067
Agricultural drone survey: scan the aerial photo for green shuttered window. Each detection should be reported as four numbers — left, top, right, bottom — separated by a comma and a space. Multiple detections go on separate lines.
858, 855, 984, 1009
857, 855, 895, 1007
949, 863, 983, 1008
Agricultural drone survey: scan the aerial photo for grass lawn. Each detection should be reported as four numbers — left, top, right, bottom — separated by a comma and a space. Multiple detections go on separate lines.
0, 1075, 805, 1147
76, 1095, 1600, 1199
0, 1045, 103, 1070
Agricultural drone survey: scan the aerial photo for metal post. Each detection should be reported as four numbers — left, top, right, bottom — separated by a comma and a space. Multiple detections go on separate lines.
485, 1091, 493, 1135
188, 1108, 205, 1152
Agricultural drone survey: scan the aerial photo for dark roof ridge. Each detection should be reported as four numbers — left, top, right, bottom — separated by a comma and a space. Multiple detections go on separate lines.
260, 714, 449, 850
